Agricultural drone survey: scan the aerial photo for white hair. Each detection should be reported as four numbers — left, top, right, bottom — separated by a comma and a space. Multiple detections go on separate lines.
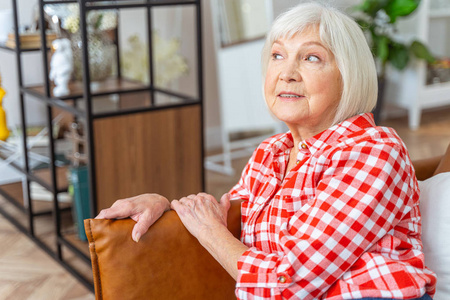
261, 2, 377, 125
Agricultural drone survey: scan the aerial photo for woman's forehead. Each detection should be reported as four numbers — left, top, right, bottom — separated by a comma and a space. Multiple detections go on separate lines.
273, 24, 321, 45
272, 25, 332, 52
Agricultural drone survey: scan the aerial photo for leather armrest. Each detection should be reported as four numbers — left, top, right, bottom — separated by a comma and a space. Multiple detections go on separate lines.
413, 143, 450, 181
84, 200, 243, 300
413, 156, 443, 181
434, 143, 450, 175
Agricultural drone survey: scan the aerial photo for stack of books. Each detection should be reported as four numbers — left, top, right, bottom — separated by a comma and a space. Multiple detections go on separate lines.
5, 31, 57, 49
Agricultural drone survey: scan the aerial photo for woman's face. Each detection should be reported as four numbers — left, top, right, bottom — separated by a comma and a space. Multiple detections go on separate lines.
264, 26, 342, 138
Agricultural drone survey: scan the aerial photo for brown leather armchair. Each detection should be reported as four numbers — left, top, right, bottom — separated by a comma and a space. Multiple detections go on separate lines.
84, 144, 450, 300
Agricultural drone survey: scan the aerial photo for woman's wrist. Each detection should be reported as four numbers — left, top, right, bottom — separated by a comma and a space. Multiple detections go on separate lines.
199, 224, 247, 280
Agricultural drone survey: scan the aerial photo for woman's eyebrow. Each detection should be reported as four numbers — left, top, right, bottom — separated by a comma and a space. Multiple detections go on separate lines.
273, 40, 327, 50
300, 41, 327, 50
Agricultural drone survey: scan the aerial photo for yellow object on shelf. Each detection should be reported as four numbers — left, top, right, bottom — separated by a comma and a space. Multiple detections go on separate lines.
0, 73, 10, 141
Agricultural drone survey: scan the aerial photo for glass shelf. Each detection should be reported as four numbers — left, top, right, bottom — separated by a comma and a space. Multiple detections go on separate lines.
0, 42, 42, 52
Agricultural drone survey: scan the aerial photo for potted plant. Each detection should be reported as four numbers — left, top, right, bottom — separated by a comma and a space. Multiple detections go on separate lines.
353, 0, 435, 123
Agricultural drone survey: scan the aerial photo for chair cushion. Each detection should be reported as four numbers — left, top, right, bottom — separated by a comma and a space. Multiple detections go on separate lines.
419, 172, 450, 300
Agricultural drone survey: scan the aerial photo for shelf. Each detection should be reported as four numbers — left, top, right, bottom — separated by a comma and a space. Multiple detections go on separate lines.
0, 181, 71, 215
41, 0, 198, 9
25, 78, 149, 100
2, 0, 203, 293
0, 145, 70, 192
429, 8, 450, 19
25, 78, 199, 103
421, 81, 450, 109
22, 78, 200, 118
0, 43, 42, 52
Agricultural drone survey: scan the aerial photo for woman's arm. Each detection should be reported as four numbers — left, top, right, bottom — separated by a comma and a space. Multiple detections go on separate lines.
171, 193, 248, 280
95, 193, 170, 242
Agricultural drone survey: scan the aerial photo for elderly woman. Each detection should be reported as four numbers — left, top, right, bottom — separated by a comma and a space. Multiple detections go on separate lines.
96, 2, 436, 299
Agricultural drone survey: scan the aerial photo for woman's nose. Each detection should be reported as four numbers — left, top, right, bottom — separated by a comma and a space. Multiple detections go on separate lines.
279, 61, 301, 82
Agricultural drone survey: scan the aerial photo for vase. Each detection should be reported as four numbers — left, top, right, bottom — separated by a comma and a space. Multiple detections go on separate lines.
70, 29, 116, 82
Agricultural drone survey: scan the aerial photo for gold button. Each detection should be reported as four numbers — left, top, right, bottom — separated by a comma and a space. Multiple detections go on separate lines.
278, 275, 286, 283
301, 143, 307, 149
296, 160, 300, 164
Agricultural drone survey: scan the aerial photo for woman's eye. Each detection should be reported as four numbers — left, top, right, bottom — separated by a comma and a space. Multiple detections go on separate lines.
272, 53, 283, 60
306, 55, 320, 62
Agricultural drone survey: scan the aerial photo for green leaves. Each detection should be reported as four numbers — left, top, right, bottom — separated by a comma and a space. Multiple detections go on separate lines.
356, 0, 389, 18
355, 0, 418, 21
354, 0, 435, 75
410, 40, 436, 63
385, 0, 420, 22
374, 35, 389, 62
388, 42, 409, 69
373, 38, 434, 70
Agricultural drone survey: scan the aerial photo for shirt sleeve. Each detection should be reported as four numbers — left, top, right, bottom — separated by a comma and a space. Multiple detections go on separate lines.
235, 142, 417, 299
228, 142, 266, 201
228, 159, 251, 202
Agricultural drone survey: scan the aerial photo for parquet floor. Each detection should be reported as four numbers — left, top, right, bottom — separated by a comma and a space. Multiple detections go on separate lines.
0, 213, 94, 300
0, 106, 449, 300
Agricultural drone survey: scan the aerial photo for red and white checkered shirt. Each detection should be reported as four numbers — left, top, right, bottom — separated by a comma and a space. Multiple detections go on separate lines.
229, 113, 436, 300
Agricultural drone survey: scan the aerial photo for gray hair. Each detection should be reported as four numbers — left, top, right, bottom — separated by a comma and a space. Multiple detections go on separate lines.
261, 2, 377, 125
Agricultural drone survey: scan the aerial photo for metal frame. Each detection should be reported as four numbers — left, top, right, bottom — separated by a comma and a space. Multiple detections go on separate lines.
0, 0, 204, 292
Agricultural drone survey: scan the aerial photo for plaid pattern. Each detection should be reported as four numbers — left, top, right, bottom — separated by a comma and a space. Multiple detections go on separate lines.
229, 113, 436, 300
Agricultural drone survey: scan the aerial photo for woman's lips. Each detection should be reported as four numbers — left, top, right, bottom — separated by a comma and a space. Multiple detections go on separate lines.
277, 92, 304, 101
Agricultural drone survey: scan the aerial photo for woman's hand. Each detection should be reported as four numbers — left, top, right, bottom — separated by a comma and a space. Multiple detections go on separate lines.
171, 193, 231, 240
95, 193, 170, 242
171, 193, 247, 280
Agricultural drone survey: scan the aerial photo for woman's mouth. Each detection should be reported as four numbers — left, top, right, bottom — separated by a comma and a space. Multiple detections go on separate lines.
277, 93, 304, 100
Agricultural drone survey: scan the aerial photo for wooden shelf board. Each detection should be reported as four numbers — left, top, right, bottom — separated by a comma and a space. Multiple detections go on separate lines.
0, 180, 71, 214
62, 232, 91, 257
26, 77, 149, 100
31, 166, 70, 191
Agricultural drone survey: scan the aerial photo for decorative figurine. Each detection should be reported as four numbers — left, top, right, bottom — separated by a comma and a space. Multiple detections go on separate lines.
49, 38, 73, 97
0, 71, 10, 141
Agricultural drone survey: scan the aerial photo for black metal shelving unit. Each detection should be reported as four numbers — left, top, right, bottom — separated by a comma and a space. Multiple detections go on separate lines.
0, 0, 204, 291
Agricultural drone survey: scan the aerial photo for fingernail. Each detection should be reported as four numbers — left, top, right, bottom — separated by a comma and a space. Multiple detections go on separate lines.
133, 232, 141, 243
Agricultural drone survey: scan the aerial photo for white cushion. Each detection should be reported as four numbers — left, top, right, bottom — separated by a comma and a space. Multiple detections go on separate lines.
419, 172, 450, 300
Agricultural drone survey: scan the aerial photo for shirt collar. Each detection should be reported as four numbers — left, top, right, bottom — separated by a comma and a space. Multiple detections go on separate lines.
271, 113, 375, 156
305, 113, 375, 155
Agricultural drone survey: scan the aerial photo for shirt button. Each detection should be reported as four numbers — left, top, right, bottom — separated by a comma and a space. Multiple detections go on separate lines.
300, 143, 307, 149
278, 275, 286, 283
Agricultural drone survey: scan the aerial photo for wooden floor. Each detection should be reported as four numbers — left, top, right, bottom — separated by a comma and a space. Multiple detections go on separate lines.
0, 212, 94, 300
0, 106, 449, 299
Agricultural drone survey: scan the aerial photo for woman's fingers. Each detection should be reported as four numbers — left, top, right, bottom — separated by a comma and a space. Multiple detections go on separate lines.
220, 193, 231, 210
95, 202, 132, 219
170, 199, 187, 214
95, 196, 135, 219
131, 211, 156, 242
94, 193, 171, 243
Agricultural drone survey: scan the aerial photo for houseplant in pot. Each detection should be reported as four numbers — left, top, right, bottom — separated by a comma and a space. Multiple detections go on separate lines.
353, 0, 435, 123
